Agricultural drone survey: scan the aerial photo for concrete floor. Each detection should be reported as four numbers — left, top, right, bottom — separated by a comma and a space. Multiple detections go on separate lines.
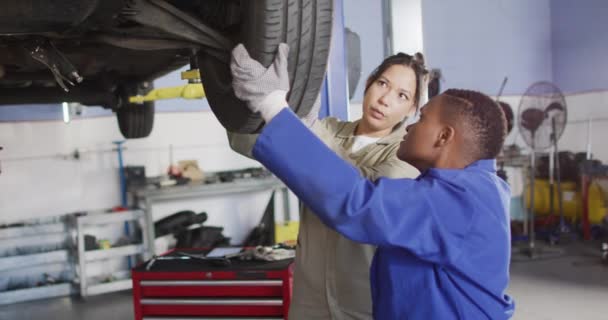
1, 242, 606, 320
509, 241, 608, 320
0, 290, 134, 320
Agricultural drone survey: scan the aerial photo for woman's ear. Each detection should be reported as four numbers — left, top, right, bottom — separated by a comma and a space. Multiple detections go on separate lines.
435, 125, 456, 147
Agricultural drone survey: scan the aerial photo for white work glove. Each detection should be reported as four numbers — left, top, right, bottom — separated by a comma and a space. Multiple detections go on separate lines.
231, 43, 290, 122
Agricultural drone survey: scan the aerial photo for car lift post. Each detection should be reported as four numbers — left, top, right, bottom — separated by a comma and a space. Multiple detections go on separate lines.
113, 140, 134, 268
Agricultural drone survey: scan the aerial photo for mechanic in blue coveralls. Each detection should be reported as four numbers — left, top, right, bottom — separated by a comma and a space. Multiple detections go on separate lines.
228, 43, 515, 319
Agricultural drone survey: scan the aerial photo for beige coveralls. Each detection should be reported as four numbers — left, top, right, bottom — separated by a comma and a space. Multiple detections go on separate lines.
228, 117, 419, 320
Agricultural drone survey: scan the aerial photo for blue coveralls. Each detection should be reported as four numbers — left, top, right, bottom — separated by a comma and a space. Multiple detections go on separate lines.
252, 109, 515, 319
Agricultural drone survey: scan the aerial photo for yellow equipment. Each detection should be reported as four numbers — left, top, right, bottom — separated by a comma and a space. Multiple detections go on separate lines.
523, 179, 606, 224
587, 182, 607, 224
275, 221, 299, 246
129, 69, 206, 103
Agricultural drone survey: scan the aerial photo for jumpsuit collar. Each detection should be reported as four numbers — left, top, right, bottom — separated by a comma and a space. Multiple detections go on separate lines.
336, 119, 407, 146
423, 159, 498, 178
466, 159, 497, 172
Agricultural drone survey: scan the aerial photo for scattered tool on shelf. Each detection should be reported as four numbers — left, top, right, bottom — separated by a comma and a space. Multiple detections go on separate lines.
145, 254, 194, 271
154, 210, 208, 238
144, 245, 296, 271
145, 252, 231, 271
251, 244, 296, 261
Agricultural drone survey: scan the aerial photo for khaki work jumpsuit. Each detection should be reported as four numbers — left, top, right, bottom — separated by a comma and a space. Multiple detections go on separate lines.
228, 116, 419, 320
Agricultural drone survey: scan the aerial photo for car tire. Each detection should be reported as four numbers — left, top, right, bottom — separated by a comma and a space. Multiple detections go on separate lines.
116, 101, 155, 139
115, 82, 155, 139
198, 0, 333, 133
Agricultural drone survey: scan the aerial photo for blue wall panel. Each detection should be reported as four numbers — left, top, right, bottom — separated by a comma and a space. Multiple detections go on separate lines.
320, 0, 349, 120
421, 0, 553, 96
551, 0, 608, 93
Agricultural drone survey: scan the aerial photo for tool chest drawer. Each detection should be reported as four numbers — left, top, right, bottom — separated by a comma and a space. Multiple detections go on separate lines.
132, 250, 293, 320
140, 279, 284, 297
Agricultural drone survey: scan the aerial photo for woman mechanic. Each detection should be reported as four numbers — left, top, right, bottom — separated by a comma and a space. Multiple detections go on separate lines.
226, 51, 428, 319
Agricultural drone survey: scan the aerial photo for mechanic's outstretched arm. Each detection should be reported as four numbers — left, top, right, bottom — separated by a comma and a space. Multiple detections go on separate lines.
226, 94, 323, 159
231, 43, 470, 264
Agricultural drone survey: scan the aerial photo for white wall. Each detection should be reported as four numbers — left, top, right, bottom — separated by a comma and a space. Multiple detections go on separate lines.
492, 91, 608, 202
391, 0, 424, 56
0, 109, 281, 243
501, 91, 608, 163
557, 91, 608, 161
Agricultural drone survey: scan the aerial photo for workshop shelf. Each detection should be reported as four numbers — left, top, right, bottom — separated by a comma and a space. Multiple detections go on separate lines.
84, 244, 145, 262
131, 176, 289, 256
0, 249, 70, 272
73, 209, 151, 297
0, 221, 66, 239
0, 216, 75, 305
0, 283, 74, 305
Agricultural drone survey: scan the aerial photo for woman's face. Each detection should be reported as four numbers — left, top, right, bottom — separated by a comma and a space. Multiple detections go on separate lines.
358, 64, 417, 137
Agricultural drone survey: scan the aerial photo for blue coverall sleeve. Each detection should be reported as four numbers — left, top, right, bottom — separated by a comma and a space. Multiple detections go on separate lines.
253, 109, 473, 264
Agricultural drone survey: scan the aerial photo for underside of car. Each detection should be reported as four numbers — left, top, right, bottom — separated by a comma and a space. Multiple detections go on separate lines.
0, 0, 333, 138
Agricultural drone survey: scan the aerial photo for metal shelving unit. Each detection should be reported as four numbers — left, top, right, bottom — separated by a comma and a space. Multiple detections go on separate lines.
0, 218, 75, 305
74, 210, 150, 297
84, 244, 145, 262
132, 176, 289, 256
0, 283, 73, 305
0, 250, 70, 271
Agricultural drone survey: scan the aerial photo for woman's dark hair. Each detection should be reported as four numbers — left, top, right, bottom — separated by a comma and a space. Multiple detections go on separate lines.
364, 52, 429, 109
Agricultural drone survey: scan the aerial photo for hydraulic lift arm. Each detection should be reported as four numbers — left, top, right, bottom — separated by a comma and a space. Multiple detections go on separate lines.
129, 69, 206, 103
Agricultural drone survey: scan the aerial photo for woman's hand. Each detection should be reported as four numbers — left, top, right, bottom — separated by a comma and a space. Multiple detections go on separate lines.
230, 43, 290, 122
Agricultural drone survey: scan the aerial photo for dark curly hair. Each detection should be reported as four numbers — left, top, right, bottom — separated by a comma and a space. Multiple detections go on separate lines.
443, 89, 507, 160
364, 52, 429, 109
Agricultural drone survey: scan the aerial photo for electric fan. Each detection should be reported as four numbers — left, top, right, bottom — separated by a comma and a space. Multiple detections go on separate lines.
518, 81, 568, 254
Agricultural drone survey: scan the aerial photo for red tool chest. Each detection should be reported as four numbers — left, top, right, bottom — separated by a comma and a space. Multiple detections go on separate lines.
132, 249, 294, 320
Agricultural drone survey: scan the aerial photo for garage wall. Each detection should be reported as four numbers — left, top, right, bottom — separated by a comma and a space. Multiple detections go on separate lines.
492, 91, 608, 203
343, 0, 386, 103
555, 92, 608, 161
0, 109, 277, 242
391, 0, 424, 56
551, 0, 608, 94
549, 0, 608, 163
386, 0, 608, 216
416, 1, 608, 158
1, 0, 351, 242
5, 1, 608, 229
420, 0, 553, 96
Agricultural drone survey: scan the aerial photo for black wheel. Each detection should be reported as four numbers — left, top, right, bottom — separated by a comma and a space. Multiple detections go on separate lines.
115, 82, 155, 139
198, 0, 333, 133
116, 101, 154, 139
